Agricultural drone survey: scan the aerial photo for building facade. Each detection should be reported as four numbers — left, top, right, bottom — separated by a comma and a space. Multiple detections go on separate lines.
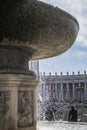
39, 71, 87, 103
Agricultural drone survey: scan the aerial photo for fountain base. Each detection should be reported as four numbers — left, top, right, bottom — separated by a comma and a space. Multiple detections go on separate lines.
0, 73, 39, 130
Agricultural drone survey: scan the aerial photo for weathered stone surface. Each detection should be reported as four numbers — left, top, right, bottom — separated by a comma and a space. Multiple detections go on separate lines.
0, 91, 10, 130
18, 91, 33, 127
0, 0, 79, 60
0, 45, 31, 72
0, 74, 39, 130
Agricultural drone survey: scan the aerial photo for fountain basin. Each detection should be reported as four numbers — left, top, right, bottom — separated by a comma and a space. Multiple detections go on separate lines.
0, 0, 79, 60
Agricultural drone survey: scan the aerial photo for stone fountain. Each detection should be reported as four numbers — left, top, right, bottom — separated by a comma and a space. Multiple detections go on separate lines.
0, 0, 79, 130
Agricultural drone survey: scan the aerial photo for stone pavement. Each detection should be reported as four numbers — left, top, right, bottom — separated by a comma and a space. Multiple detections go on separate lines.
38, 121, 87, 130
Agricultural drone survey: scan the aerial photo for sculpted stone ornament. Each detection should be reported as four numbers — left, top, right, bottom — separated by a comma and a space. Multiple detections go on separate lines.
0, 0, 79, 130
18, 91, 33, 127
0, 91, 10, 130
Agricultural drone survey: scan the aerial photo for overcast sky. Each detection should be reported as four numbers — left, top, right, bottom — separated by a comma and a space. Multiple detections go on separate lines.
39, 0, 87, 75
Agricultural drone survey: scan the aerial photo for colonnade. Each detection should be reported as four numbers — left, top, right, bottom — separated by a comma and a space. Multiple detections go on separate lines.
40, 81, 87, 102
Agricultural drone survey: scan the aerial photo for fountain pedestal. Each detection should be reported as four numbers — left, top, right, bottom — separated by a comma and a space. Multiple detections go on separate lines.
0, 46, 39, 130
0, 0, 79, 130
0, 74, 38, 130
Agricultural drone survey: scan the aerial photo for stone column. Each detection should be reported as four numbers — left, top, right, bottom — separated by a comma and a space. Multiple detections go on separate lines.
45, 84, 48, 99
66, 83, 69, 100
55, 82, 58, 100
72, 83, 75, 100
84, 82, 87, 98
61, 83, 63, 100
48, 84, 50, 100
49, 83, 52, 100
78, 83, 80, 101
44, 82, 46, 98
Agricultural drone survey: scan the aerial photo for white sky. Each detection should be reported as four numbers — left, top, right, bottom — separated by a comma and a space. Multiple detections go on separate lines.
39, 0, 87, 75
